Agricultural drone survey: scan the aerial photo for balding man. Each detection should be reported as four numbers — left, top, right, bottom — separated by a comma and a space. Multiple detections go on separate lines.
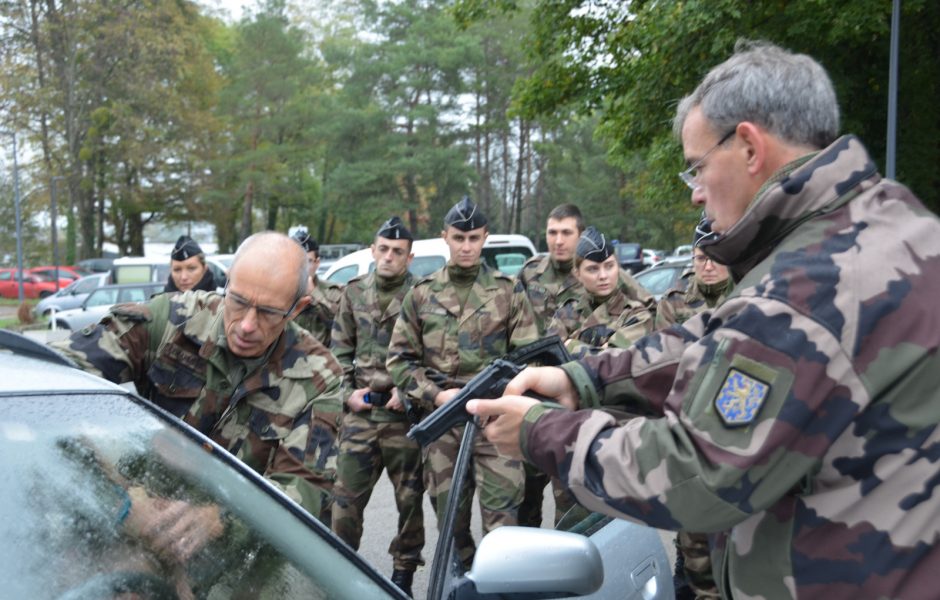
53, 232, 343, 522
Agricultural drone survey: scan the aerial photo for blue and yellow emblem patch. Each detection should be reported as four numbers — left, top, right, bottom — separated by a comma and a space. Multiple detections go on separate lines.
715, 368, 770, 427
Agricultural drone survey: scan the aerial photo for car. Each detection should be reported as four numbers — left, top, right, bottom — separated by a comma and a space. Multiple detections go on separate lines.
29, 265, 90, 281
50, 282, 164, 330
614, 242, 645, 274
671, 244, 694, 258
0, 268, 70, 299
642, 248, 665, 268
323, 234, 538, 284
33, 272, 110, 317
77, 256, 117, 273
111, 255, 227, 288
0, 330, 674, 600
634, 260, 692, 300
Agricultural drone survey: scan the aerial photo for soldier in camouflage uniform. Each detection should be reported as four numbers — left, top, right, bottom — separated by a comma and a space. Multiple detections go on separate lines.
548, 226, 653, 356
470, 42, 940, 598
655, 223, 733, 332
514, 203, 585, 527
53, 232, 343, 549
330, 216, 424, 597
292, 229, 344, 346
387, 197, 538, 568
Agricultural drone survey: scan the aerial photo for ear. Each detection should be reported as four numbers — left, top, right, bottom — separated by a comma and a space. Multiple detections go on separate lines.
735, 121, 767, 177
406, 252, 415, 267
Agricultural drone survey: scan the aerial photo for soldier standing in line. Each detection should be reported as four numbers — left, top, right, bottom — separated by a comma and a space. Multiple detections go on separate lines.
292, 229, 344, 346
387, 197, 538, 568
655, 221, 733, 331
470, 41, 940, 598
513, 203, 584, 528
53, 232, 343, 533
330, 216, 425, 598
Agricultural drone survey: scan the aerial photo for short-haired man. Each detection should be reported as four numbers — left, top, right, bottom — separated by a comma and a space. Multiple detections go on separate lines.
387, 196, 538, 568
470, 41, 940, 597
330, 216, 424, 597
292, 229, 344, 346
53, 232, 343, 524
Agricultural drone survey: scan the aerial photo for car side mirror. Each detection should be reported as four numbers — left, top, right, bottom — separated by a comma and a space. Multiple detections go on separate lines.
462, 526, 603, 598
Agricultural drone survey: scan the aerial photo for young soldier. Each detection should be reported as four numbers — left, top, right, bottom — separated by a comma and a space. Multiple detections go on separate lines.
330, 216, 424, 597
472, 42, 940, 598
387, 197, 537, 568
292, 229, 344, 346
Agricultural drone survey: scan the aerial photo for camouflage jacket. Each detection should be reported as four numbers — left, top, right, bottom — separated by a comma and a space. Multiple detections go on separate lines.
546, 288, 653, 355
515, 255, 583, 335
520, 136, 940, 598
654, 274, 732, 329
52, 290, 344, 518
387, 263, 538, 413
331, 271, 415, 423
295, 277, 344, 347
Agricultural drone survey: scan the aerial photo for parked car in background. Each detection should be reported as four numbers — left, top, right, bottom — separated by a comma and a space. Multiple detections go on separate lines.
0, 330, 673, 600
614, 242, 645, 274
0, 268, 70, 299
33, 273, 109, 317
77, 257, 116, 273
110, 255, 227, 288
324, 235, 537, 284
642, 248, 665, 268
634, 260, 692, 301
50, 282, 163, 330
29, 265, 90, 282
671, 244, 694, 258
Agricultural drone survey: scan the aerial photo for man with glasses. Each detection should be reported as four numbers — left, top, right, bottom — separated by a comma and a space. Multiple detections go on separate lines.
468, 41, 940, 597
292, 228, 344, 346
54, 231, 343, 523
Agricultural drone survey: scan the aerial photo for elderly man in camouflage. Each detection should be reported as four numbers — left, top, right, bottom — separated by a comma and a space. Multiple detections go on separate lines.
470, 41, 940, 599
292, 229, 344, 346
387, 197, 538, 568
330, 216, 424, 597
53, 232, 343, 534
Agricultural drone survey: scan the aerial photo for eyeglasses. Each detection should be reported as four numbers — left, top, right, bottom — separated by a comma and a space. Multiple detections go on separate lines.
222, 287, 301, 327
679, 128, 737, 190
692, 255, 715, 266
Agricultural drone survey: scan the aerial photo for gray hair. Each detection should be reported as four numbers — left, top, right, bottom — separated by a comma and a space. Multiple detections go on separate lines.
231, 231, 309, 302
674, 40, 840, 149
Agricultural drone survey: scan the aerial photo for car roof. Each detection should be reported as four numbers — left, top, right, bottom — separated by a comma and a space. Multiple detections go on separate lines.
0, 331, 127, 394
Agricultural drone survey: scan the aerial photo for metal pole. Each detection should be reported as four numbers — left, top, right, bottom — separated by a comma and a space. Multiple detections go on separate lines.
51, 176, 66, 292
2, 130, 26, 303
886, 0, 900, 179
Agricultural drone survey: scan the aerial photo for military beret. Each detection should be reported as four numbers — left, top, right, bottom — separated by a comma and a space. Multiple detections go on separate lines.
444, 196, 487, 232
171, 235, 203, 261
376, 215, 413, 241
291, 229, 319, 253
576, 226, 613, 262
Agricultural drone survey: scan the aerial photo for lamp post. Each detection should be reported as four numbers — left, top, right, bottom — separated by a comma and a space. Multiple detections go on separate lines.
51, 176, 67, 292
1, 129, 25, 303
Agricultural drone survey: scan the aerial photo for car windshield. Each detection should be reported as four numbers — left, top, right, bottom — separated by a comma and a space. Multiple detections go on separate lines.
0, 391, 396, 600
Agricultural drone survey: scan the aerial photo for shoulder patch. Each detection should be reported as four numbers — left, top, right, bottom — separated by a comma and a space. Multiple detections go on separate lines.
714, 368, 770, 427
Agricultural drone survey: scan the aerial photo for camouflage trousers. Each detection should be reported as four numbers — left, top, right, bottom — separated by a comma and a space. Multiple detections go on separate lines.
331, 412, 425, 571
675, 531, 719, 599
425, 425, 525, 568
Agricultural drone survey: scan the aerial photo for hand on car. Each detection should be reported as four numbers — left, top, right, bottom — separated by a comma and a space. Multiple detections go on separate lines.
124, 486, 224, 564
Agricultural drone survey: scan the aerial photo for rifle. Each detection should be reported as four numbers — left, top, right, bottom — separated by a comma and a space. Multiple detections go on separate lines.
407, 335, 572, 447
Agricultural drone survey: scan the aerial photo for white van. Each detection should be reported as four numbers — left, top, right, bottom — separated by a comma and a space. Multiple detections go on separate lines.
110, 255, 229, 287
323, 234, 537, 285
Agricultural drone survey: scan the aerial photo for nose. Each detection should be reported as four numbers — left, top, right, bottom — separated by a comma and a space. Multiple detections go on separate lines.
691, 186, 706, 207
239, 307, 260, 333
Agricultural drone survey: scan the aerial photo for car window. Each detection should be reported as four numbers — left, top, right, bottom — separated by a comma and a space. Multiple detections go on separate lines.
120, 287, 148, 302
326, 265, 360, 284
74, 276, 102, 294
635, 267, 681, 297
0, 392, 397, 600
0, 271, 10, 281
86, 289, 119, 308
480, 246, 533, 274
410, 256, 446, 278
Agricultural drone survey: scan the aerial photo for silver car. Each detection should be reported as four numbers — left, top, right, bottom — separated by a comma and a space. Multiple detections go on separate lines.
33, 273, 109, 318
50, 282, 164, 330
0, 331, 673, 600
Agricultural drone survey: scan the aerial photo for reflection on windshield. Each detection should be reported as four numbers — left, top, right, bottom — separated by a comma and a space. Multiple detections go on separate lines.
0, 394, 393, 600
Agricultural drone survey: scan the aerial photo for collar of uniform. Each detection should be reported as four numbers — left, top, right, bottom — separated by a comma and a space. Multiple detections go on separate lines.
703, 135, 879, 280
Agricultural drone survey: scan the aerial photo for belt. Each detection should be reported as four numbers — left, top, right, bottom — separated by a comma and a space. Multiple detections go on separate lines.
365, 390, 393, 407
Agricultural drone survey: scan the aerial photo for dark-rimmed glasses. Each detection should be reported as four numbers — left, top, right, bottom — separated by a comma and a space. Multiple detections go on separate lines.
222, 287, 301, 327
679, 128, 737, 190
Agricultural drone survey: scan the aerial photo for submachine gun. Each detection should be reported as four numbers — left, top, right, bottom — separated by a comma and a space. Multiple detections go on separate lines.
406, 335, 572, 446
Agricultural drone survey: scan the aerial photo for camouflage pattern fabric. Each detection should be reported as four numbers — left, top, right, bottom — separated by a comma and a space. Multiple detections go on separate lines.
655, 273, 732, 330
515, 254, 583, 335
547, 287, 653, 357
52, 290, 343, 521
294, 276, 344, 347
387, 263, 537, 564
520, 136, 940, 598
329, 272, 425, 570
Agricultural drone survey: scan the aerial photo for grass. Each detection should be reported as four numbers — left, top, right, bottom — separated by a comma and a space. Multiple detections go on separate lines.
0, 297, 46, 331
